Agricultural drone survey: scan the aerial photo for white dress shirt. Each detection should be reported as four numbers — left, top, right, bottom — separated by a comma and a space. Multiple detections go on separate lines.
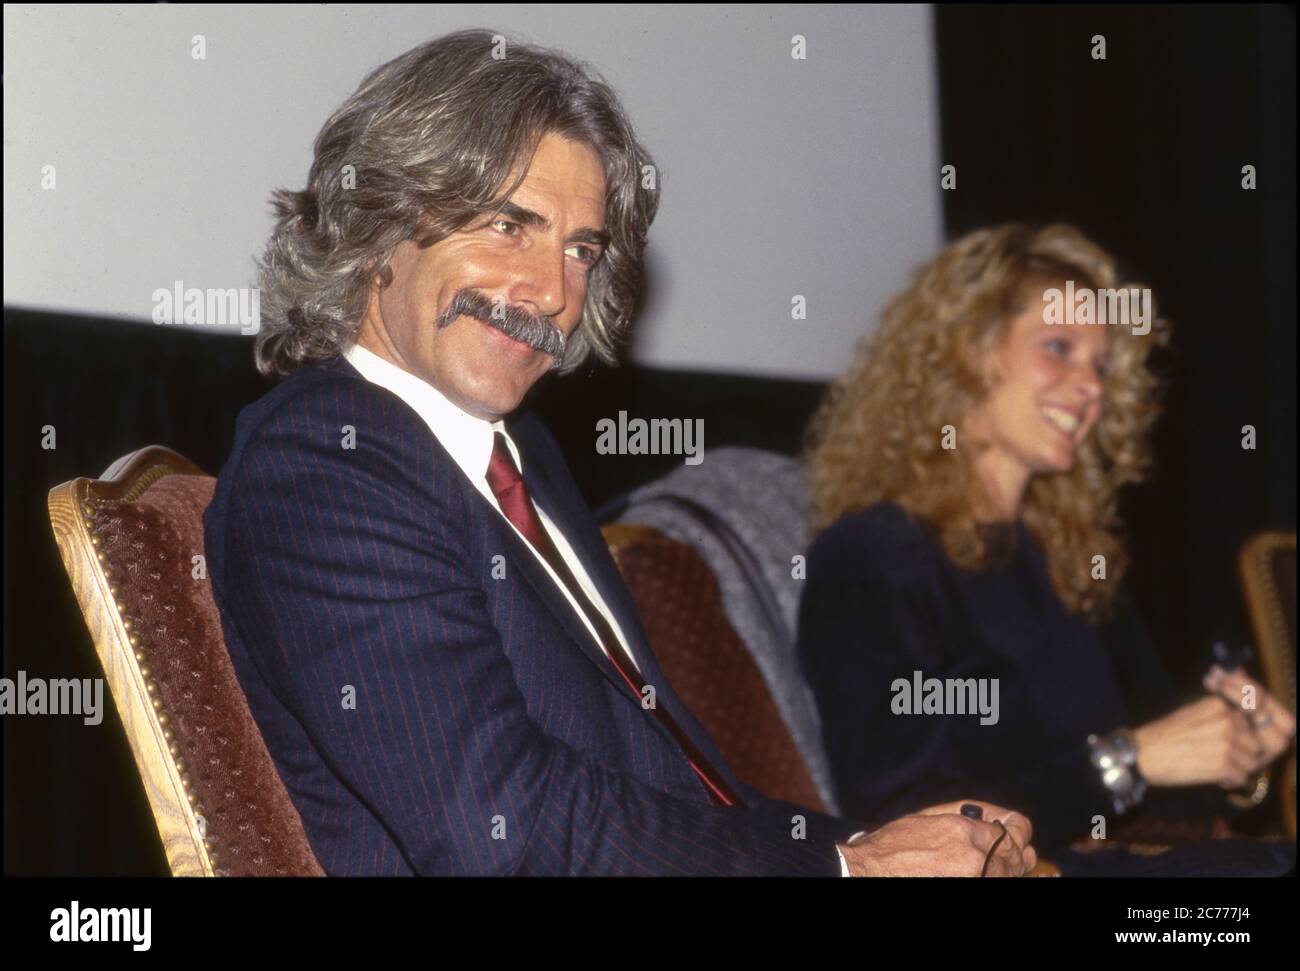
344, 342, 856, 875
343, 343, 640, 674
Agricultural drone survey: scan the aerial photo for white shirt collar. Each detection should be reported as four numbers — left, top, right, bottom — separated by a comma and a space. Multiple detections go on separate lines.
342, 342, 522, 482
342, 343, 639, 671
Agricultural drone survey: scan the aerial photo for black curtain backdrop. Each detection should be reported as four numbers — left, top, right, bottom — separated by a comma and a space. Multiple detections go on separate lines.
3, 5, 1294, 874
935, 2, 1296, 697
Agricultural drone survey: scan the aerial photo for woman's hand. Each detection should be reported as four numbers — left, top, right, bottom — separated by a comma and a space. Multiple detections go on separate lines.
1132, 668, 1294, 789
1204, 666, 1295, 773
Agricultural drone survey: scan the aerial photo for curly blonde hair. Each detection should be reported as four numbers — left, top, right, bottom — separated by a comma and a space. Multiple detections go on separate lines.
804, 223, 1169, 618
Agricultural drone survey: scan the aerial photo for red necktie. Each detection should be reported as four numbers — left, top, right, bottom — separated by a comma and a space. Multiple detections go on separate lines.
485, 432, 743, 808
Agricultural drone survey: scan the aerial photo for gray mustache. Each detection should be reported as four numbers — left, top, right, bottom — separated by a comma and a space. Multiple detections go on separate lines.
436, 290, 567, 359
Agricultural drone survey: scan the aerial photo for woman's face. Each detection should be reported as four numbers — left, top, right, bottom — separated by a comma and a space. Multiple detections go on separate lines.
965, 291, 1110, 495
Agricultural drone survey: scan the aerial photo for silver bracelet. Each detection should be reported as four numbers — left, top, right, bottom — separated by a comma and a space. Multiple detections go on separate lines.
1087, 728, 1147, 814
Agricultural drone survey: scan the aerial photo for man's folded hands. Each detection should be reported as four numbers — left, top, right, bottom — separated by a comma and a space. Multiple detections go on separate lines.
837, 800, 1037, 877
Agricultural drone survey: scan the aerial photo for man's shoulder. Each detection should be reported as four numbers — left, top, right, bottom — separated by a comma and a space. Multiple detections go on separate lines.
227, 355, 427, 459
205, 355, 443, 539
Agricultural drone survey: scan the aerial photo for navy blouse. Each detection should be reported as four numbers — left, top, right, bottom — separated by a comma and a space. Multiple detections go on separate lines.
797, 501, 1181, 852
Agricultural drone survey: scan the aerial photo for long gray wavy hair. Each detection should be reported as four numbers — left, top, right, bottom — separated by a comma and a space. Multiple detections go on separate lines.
254, 28, 659, 378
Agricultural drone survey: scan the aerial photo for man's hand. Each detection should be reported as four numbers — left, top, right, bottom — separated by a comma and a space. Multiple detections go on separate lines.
837, 800, 1037, 876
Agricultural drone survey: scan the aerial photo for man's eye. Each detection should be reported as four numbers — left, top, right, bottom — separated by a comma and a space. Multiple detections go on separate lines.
1045, 338, 1069, 356
567, 244, 599, 265
492, 218, 520, 236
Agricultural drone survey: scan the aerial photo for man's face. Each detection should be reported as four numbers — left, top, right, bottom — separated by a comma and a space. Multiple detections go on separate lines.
357, 132, 609, 421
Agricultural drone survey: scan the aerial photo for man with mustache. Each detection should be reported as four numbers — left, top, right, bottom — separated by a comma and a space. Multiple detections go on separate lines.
203, 28, 1036, 876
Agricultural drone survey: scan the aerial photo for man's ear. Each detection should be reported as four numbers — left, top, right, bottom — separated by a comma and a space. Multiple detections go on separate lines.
363, 253, 396, 292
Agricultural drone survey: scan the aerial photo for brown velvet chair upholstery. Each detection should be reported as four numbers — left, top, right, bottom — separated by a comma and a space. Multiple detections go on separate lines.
1239, 531, 1297, 837
602, 523, 827, 812
48, 446, 324, 876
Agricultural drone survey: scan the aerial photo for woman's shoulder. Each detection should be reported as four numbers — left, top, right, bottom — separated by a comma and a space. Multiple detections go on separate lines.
806, 501, 942, 582
812, 500, 933, 549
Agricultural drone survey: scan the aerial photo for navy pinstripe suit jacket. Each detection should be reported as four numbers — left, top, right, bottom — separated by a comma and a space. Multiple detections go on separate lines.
203, 354, 860, 875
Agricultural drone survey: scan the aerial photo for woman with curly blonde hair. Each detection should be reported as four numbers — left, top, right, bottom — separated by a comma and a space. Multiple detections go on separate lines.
796, 224, 1294, 870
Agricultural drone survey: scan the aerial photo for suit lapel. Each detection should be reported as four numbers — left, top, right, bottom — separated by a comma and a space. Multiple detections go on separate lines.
507, 418, 688, 740
328, 354, 687, 756
480, 439, 730, 787
477, 477, 634, 698
522, 458, 671, 682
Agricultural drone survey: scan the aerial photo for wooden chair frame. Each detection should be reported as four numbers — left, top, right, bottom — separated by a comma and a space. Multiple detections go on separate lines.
48, 446, 218, 875
1238, 530, 1297, 837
